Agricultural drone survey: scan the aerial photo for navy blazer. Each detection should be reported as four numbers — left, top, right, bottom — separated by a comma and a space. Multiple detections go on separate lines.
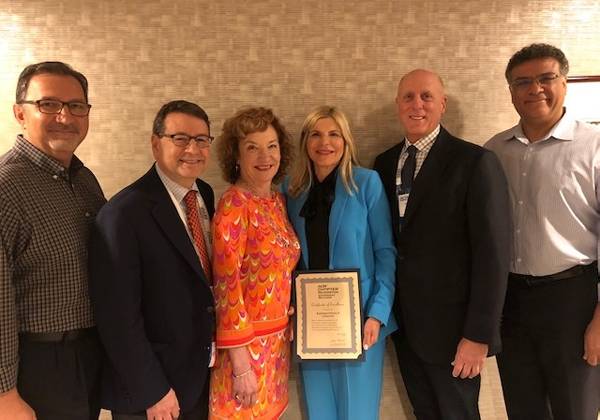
285, 167, 398, 337
89, 165, 215, 413
374, 127, 510, 364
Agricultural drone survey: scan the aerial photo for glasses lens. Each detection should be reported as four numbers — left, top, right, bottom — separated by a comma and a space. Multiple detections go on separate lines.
538, 74, 558, 85
194, 136, 212, 147
513, 80, 532, 89
38, 100, 63, 114
171, 135, 191, 147
68, 102, 90, 116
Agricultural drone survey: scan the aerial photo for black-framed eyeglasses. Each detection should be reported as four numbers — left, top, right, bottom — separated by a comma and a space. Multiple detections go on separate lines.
160, 133, 214, 148
509, 73, 562, 91
18, 99, 92, 116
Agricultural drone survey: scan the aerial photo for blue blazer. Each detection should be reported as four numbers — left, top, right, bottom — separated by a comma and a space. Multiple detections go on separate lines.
285, 167, 398, 337
89, 165, 215, 413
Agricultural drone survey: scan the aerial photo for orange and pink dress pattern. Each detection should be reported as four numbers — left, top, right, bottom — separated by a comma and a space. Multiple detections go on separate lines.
209, 186, 300, 420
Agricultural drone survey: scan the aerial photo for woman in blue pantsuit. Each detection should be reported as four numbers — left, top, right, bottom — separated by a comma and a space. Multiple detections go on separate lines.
284, 106, 397, 420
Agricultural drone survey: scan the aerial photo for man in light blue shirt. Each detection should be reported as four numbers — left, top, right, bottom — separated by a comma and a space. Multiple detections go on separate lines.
486, 43, 600, 420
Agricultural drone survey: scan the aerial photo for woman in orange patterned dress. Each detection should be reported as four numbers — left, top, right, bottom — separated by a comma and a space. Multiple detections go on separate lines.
209, 107, 300, 419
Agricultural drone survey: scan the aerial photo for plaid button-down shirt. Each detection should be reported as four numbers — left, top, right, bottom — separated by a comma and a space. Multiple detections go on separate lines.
395, 125, 440, 189
0, 135, 106, 392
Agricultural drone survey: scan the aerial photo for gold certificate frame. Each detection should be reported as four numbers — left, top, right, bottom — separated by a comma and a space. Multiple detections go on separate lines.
294, 269, 363, 361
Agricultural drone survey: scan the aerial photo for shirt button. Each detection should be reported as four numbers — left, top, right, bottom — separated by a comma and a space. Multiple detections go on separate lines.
85, 212, 91, 217
52, 175, 58, 180
517, 257, 522, 262
516, 229, 521, 234
518, 200, 523, 205
522, 172, 527, 176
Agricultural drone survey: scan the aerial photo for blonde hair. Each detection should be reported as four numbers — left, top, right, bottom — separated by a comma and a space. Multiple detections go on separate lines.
288, 106, 360, 197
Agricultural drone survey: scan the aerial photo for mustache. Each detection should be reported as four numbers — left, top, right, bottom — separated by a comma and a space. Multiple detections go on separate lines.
47, 123, 79, 133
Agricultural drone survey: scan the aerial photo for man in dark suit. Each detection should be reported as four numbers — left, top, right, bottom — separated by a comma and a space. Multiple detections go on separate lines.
373, 69, 510, 419
90, 100, 216, 420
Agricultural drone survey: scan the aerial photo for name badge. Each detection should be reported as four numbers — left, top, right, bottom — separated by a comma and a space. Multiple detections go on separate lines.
398, 193, 409, 217
209, 341, 216, 367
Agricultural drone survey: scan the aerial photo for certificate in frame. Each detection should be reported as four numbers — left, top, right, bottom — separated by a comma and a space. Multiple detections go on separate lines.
294, 269, 363, 361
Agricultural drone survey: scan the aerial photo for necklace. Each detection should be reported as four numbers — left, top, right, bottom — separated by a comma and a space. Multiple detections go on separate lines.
235, 181, 273, 199
265, 200, 300, 250
240, 187, 300, 251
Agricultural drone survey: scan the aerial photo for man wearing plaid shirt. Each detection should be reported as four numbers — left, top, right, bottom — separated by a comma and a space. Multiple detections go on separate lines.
0, 62, 106, 419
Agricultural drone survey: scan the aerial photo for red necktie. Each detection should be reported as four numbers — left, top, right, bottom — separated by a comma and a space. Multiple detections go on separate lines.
183, 190, 212, 281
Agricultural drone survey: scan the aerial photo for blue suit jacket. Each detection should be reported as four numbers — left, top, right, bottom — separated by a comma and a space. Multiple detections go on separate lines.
374, 127, 510, 363
89, 165, 215, 413
285, 167, 398, 336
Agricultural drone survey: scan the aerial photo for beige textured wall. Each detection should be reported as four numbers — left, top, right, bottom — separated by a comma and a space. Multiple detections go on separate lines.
2, 0, 600, 199
2, 1, 600, 419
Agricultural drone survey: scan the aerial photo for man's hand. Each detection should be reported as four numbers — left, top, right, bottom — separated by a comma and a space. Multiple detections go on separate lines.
146, 388, 179, 420
363, 317, 381, 350
584, 303, 600, 366
451, 337, 488, 379
0, 388, 36, 420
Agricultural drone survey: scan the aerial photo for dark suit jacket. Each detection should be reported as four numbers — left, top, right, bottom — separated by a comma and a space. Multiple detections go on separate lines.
89, 165, 215, 413
373, 127, 510, 364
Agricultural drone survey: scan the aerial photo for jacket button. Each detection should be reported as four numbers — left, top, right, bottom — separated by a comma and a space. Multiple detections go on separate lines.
207, 306, 214, 313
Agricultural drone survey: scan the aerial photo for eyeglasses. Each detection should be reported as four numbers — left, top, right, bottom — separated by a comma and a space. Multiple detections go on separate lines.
18, 99, 92, 116
160, 133, 214, 148
509, 73, 562, 91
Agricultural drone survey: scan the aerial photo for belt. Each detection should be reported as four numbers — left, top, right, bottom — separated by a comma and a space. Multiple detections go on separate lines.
19, 327, 97, 343
509, 262, 597, 287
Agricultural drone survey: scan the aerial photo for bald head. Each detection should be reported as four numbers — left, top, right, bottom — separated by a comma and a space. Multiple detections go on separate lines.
398, 69, 446, 92
395, 69, 447, 142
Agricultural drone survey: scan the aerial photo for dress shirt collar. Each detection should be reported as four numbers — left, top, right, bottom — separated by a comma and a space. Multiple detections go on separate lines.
498, 108, 576, 145
402, 124, 440, 153
155, 163, 199, 204
14, 135, 83, 180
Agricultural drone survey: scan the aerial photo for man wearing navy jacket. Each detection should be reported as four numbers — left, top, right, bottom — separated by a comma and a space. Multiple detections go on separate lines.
374, 69, 510, 419
90, 100, 215, 420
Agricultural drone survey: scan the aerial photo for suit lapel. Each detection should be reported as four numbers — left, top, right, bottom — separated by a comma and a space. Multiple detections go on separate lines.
403, 128, 453, 225
144, 167, 209, 285
380, 143, 403, 242
196, 179, 215, 219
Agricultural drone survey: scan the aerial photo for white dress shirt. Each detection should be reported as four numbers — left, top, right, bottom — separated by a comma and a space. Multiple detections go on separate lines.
155, 164, 212, 258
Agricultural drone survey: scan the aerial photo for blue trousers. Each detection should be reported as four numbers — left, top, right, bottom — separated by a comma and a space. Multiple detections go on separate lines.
300, 337, 386, 420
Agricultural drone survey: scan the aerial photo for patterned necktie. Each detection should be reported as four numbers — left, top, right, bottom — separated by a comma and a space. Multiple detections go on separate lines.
400, 144, 418, 193
183, 190, 211, 281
